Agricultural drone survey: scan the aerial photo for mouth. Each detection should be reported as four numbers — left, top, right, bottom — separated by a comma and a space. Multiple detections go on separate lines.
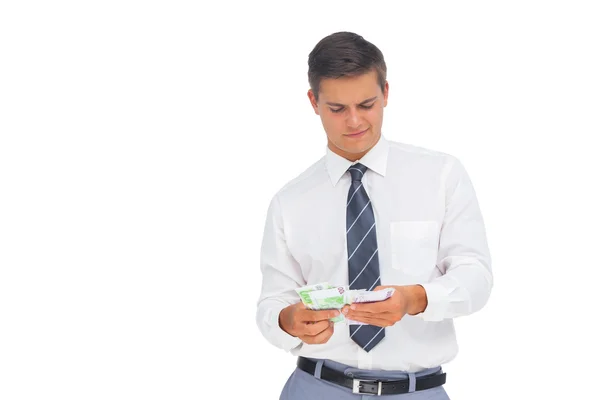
345, 129, 368, 138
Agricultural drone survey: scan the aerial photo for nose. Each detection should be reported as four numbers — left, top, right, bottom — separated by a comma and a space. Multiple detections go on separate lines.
346, 108, 361, 129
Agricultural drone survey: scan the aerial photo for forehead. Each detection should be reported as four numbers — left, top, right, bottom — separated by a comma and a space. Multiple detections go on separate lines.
318, 69, 381, 103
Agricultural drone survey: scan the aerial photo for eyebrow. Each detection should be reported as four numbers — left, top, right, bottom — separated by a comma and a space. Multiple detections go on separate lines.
325, 96, 378, 107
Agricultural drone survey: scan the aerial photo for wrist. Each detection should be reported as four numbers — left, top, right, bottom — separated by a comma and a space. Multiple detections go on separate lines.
278, 305, 295, 336
403, 285, 428, 315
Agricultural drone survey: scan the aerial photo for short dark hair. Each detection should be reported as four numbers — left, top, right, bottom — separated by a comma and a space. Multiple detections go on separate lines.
308, 31, 387, 101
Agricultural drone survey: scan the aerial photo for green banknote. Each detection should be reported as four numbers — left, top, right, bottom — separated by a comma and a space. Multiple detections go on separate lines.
308, 286, 348, 323
294, 282, 334, 310
295, 283, 350, 323
294, 283, 396, 325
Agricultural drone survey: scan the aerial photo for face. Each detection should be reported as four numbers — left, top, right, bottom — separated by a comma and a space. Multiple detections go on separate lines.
308, 69, 388, 161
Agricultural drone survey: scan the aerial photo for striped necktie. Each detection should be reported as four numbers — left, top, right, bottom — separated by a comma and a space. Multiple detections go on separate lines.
346, 163, 385, 352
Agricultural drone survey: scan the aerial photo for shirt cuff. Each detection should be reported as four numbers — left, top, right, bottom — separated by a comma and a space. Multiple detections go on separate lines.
268, 303, 303, 351
418, 281, 450, 321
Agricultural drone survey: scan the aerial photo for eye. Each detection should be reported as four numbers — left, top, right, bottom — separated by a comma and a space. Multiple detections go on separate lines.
329, 104, 374, 113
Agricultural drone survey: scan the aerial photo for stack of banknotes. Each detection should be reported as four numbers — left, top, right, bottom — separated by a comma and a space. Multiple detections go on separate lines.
294, 282, 395, 325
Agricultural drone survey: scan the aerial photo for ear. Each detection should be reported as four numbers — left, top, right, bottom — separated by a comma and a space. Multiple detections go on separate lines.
307, 89, 320, 115
383, 81, 389, 107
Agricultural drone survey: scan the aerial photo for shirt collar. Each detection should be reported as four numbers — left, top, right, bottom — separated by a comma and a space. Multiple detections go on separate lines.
325, 134, 389, 186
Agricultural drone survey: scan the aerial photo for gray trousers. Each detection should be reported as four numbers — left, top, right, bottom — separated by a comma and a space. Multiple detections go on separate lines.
280, 358, 450, 400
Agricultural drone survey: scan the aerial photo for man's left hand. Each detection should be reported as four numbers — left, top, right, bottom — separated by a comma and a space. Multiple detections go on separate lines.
341, 285, 427, 327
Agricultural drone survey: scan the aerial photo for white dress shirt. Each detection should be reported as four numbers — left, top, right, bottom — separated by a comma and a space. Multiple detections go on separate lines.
255, 134, 493, 372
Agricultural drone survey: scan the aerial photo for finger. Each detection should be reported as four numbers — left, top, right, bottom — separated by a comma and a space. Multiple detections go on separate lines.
301, 324, 334, 344
301, 309, 340, 323
346, 303, 378, 315
350, 300, 391, 314
347, 310, 396, 319
303, 320, 332, 336
350, 317, 394, 328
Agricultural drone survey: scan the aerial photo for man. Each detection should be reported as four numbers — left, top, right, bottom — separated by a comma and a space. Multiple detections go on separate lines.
256, 31, 492, 399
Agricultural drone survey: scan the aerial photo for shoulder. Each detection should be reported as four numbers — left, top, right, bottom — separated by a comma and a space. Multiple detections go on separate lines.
384, 139, 472, 193
387, 139, 453, 161
386, 139, 460, 171
269, 156, 328, 206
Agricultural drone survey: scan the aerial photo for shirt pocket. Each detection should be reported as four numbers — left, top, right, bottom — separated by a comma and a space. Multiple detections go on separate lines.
390, 221, 439, 277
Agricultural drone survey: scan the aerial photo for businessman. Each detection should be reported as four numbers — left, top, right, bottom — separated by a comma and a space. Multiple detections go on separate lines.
256, 31, 493, 399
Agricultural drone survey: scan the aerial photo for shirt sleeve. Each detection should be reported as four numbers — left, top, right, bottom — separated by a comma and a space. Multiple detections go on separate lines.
418, 155, 493, 321
255, 194, 304, 351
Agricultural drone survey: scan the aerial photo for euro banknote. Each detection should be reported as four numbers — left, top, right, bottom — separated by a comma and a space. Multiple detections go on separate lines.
294, 282, 395, 324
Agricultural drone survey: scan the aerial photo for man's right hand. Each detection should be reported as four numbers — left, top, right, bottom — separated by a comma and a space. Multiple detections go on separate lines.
279, 303, 339, 344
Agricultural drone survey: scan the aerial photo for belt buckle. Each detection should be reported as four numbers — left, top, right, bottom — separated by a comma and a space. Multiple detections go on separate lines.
352, 379, 382, 396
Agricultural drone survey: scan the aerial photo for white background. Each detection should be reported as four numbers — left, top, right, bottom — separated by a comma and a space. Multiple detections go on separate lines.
1, 1, 599, 399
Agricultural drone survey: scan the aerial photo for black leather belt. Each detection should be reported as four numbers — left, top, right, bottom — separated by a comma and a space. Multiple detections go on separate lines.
297, 356, 446, 396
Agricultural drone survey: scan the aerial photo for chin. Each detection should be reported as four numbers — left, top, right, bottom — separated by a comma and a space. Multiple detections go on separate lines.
328, 131, 378, 158
343, 134, 375, 150
339, 143, 371, 157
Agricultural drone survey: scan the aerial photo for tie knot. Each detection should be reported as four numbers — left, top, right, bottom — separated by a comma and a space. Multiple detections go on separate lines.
348, 163, 367, 182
